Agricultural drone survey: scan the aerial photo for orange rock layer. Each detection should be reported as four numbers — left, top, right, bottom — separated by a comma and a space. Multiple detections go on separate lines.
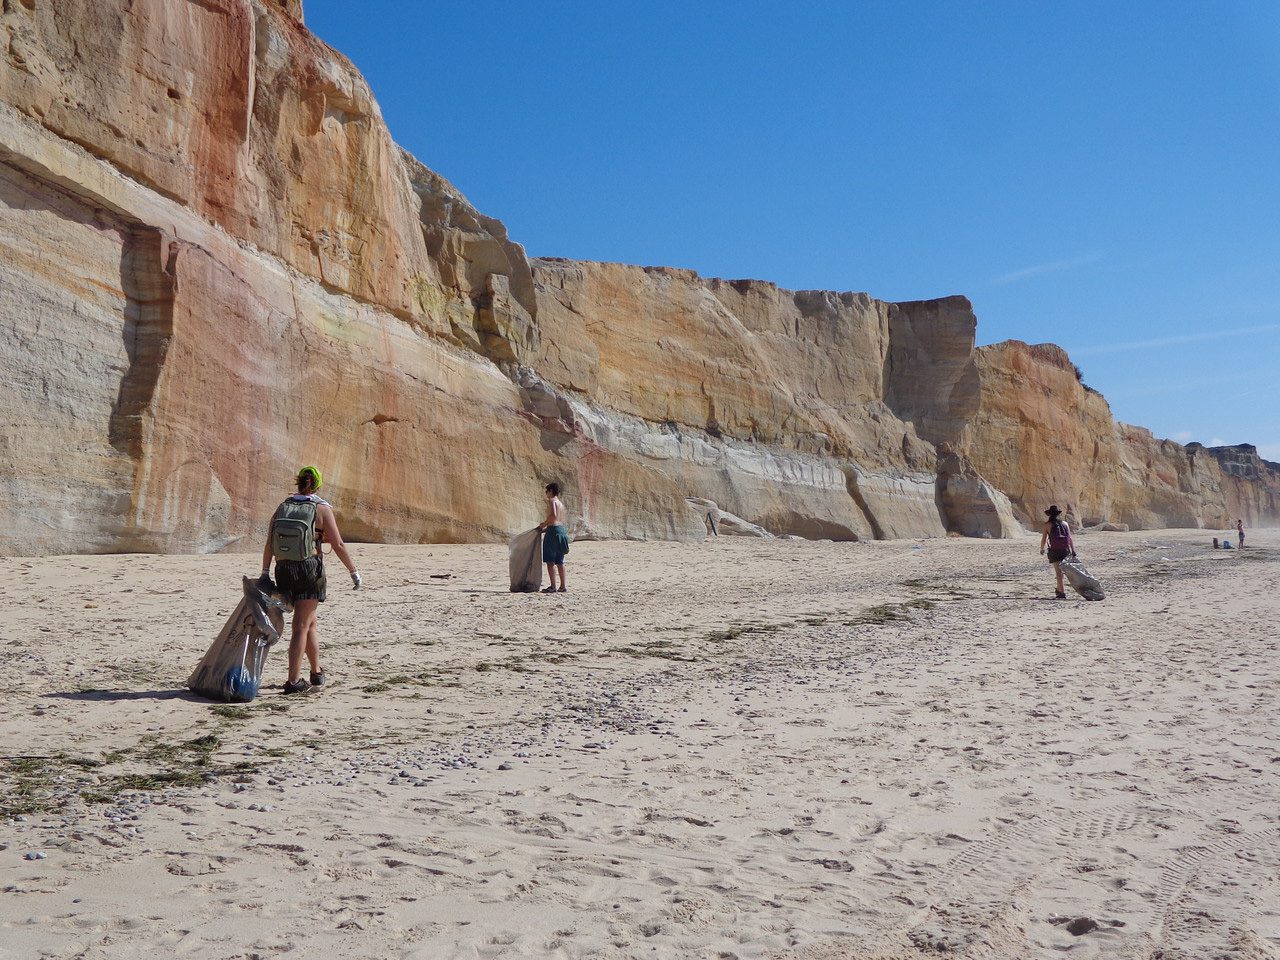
963, 342, 1279, 529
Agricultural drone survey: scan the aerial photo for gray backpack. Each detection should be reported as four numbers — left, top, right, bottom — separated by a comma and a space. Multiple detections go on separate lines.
271, 498, 318, 562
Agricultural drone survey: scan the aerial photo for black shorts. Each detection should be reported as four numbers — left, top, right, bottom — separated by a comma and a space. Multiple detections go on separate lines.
275, 556, 326, 603
1047, 547, 1069, 564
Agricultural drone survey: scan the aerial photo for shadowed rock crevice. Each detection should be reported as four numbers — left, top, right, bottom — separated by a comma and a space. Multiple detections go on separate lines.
936, 445, 1021, 539
842, 466, 885, 541
109, 226, 178, 461
884, 296, 980, 447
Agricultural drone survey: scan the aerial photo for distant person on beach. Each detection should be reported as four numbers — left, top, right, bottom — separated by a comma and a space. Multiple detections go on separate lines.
1237, 519, 1245, 548
538, 482, 569, 594
1039, 504, 1074, 599
260, 466, 361, 694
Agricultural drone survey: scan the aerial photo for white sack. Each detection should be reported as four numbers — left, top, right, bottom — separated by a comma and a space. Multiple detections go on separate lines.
1061, 556, 1105, 601
508, 528, 544, 593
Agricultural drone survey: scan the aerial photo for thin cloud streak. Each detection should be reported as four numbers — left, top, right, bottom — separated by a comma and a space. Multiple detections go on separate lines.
1070, 322, 1280, 357
991, 251, 1104, 286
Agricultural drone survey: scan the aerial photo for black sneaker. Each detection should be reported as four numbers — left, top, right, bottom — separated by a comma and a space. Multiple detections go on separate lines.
1054, 591, 1067, 600
282, 678, 311, 694
310, 671, 326, 687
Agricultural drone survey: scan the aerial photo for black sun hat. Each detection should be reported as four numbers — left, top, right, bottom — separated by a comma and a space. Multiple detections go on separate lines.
1045, 505, 1063, 518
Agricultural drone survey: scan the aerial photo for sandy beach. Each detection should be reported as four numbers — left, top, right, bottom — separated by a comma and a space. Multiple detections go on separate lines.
1, 529, 1277, 959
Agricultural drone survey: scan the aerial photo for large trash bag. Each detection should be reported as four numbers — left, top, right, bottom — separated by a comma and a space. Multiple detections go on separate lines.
508, 528, 543, 593
1060, 555, 1105, 601
188, 577, 287, 702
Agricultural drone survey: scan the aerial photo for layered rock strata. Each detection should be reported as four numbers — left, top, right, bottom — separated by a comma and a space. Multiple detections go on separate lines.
0, 0, 1274, 555
961, 342, 1280, 530
1195, 444, 1280, 527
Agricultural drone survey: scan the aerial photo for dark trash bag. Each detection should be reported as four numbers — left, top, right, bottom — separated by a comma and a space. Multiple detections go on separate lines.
509, 527, 543, 593
188, 577, 287, 702
1060, 555, 1105, 601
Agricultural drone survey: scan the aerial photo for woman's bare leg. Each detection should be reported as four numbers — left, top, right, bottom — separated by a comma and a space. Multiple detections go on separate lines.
305, 616, 321, 675
288, 599, 319, 682
1054, 562, 1065, 594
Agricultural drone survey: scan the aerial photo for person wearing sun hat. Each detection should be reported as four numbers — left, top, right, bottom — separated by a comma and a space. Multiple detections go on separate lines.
1038, 504, 1074, 599
260, 466, 362, 694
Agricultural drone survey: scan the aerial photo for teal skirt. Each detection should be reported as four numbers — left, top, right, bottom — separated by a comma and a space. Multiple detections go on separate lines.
542, 524, 570, 564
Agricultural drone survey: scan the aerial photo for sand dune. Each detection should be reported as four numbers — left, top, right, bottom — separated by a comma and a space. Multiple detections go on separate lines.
1, 530, 1277, 958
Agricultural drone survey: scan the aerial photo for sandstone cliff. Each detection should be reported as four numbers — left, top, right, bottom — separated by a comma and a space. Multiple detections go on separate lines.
961, 341, 1280, 530
0, 0, 1273, 555
1195, 444, 1280, 527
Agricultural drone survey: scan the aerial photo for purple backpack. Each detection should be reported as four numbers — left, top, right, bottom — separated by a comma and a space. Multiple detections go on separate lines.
1048, 519, 1071, 550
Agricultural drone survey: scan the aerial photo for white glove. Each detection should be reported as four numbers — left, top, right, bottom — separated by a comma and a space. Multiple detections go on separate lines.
351, 570, 362, 590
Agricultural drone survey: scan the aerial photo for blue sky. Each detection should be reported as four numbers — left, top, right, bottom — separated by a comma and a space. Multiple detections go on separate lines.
305, 1, 1280, 459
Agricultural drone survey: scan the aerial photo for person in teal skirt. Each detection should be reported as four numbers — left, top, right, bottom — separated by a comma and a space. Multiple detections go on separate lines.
538, 482, 570, 593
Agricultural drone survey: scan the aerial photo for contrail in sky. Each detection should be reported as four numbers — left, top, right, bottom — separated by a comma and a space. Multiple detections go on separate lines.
991, 252, 1103, 286
1070, 322, 1280, 357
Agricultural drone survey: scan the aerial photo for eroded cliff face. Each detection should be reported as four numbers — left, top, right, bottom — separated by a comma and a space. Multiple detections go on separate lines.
528, 260, 1020, 541
0, 0, 553, 553
1198, 444, 1280, 527
961, 341, 1280, 530
0, 0, 1273, 555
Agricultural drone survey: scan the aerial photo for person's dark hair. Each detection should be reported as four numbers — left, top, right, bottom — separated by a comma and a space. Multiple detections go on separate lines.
546, 482, 560, 496
297, 465, 323, 494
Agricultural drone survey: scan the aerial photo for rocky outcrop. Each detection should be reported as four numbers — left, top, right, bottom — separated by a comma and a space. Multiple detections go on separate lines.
1197, 444, 1280, 526
529, 259, 981, 542
960, 341, 1279, 531
936, 447, 1022, 539
0, 0, 1275, 555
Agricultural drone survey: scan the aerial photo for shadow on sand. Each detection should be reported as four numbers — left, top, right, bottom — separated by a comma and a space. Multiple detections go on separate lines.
47, 689, 201, 703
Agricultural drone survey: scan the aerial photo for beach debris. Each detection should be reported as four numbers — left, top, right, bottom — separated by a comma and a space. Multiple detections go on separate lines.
188, 577, 287, 702
684, 498, 772, 538
1060, 556, 1106, 601
1065, 916, 1099, 936
508, 527, 544, 592
23, 851, 47, 860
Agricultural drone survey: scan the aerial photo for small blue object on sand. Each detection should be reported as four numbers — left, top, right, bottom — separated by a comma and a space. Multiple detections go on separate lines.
225, 665, 258, 702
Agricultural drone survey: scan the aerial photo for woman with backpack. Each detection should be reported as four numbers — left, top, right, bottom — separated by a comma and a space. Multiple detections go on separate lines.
1039, 505, 1074, 599
260, 466, 362, 694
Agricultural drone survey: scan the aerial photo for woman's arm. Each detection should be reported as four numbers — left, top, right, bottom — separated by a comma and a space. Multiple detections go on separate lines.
1039, 523, 1049, 554
319, 504, 360, 585
261, 524, 274, 577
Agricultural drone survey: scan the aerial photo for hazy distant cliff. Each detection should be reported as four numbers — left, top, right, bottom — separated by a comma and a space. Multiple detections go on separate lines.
0, 0, 1274, 555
